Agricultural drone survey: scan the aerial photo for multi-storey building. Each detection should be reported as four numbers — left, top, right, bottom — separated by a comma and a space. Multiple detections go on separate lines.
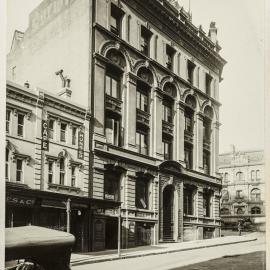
7, 0, 226, 250
219, 148, 265, 230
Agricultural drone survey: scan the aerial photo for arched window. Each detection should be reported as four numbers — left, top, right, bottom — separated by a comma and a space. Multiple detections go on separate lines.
236, 207, 245, 215
251, 188, 261, 201
236, 171, 244, 181
222, 190, 229, 201
251, 207, 261, 215
59, 158, 65, 185
6, 148, 9, 180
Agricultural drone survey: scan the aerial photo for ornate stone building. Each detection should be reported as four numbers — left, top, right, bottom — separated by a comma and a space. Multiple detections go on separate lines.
219, 148, 265, 229
7, 0, 226, 250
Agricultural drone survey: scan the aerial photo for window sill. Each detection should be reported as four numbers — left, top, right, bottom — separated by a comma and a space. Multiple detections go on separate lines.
48, 183, 81, 193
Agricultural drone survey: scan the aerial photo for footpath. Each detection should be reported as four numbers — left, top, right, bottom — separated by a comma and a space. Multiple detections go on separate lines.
70, 233, 258, 267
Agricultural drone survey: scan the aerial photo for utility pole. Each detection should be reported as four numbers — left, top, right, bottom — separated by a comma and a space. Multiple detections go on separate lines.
66, 198, 71, 233
117, 206, 121, 257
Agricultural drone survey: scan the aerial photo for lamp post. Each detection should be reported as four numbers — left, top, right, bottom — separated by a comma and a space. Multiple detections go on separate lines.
117, 206, 121, 257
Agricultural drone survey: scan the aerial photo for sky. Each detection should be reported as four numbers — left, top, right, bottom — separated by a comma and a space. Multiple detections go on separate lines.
6, 0, 265, 153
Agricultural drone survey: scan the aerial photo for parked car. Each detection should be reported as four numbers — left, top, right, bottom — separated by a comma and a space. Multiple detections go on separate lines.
5, 226, 75, 270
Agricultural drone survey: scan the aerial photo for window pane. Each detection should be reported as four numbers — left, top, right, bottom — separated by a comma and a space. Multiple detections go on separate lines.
72, 127, 77, 145
111, 78, 118, 98
106, 75, 111, 95
18, 114, 24, 125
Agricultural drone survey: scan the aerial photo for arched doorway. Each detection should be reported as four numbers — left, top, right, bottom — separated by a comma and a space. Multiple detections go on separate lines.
163, 185, 175, 241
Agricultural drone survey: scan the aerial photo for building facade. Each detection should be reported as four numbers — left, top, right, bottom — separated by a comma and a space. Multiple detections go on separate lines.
7, 0, 226, 250
219, 148, 265, 229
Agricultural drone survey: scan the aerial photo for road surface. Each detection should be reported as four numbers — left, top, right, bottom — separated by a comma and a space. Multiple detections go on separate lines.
72, 234, 265, 270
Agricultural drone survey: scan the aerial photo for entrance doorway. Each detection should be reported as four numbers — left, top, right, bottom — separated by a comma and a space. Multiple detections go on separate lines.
105, 218, 118, 249
163, 185, 174, 241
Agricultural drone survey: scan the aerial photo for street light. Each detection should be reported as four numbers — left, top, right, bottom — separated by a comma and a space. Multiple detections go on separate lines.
117, 205, 121, 257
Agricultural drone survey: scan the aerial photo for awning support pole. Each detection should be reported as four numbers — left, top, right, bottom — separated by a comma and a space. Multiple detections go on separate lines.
66, 198, 71, 233
117, 206, 121, 257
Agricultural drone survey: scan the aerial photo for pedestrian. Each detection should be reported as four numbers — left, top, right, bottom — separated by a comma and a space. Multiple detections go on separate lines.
238, 221, 242, 236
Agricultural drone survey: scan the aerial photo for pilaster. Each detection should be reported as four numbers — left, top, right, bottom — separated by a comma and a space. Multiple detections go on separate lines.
176, 101, 185, 165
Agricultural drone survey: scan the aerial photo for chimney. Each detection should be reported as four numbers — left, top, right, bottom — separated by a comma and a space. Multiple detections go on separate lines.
24, 81, 30, 88
208, 21, 217, 44
55, 69, 72, 99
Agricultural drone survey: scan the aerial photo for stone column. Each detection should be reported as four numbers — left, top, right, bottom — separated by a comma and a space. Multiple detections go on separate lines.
195, 112, 204, 172
176, 101, 185, 165
125, 72, 137, 152
93, 56, 106, 137
211, 121, 221, 177
153, 87, 163, 159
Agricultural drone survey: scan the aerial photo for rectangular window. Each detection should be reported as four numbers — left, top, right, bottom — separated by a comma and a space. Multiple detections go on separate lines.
136, 131, 148, 155
48, 161, 54, 184
72, 127, 77, 145
162, 101, 173, 123
105, 73, 120, 99
236, 190, 243, 199
256, 170, 261, 181
205, 73, 212, 96
48, 119, 54, 139
187, 60, 195, 84
184, 146, 193, 169
59, 159, 65, 185
140, 26, 152, 56
163, 140, 172, 160
203, 193, 211, 217
71, 167, 76, 187
251, 170, 255, 181
16, 159, 23, 182
184, 188, 194, 215
60, 123, 67, 142
110, 4, 122, 37
166, 45, 175, 71
105, 117, 122, 146
185, 110, 193, 133
17, 113, 24, 136
136, 90, 148, 112
203, 151, 210, 175
6, 149, 9, 180
136, 178, 149, 209
203, 120, 211, 142
6, 110, 11, 133
104, 173, 120, 201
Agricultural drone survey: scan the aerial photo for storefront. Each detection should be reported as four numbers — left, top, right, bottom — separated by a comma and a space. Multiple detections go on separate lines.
6, 182, 120, 252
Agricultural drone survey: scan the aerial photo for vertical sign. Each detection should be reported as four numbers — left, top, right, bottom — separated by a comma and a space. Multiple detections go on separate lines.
78, 130, 84, 159
41, 120, 49, 151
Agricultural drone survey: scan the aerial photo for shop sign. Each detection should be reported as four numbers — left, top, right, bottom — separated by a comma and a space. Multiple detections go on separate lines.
41, 120, 49, 151
6, 196, 35, 206
77, 130, 84, 159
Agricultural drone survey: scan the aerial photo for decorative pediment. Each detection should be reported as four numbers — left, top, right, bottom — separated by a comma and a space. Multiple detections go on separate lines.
159, 160, 183, 174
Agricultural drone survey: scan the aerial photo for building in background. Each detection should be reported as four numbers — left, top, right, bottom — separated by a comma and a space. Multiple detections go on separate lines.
219, 147, 265, 230
6, 0, 226, 250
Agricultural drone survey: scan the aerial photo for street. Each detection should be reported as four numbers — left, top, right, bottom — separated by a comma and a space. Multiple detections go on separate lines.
72, 234, 265, 270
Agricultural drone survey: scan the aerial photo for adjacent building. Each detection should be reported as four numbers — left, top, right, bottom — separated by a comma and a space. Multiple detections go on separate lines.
219, 148, 265, 229
6, 0, 226, 251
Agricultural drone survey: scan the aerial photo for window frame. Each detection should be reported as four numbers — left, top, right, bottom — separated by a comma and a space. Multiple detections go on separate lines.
110, 4, 123, 37
48, 160, 54, 184
60, 122, 67, 143
72, 126, 77, 146
205, 73, 212, 96
105, 116, 122, 147
166, 44, 175, 71
162, 99, 173, 123
187, 60, 195, 84
184, 145, 193, 170
6, 110, 11, 134
140, 26, 152, 56
71, 166, 76, 187
136, 88, 149, 113
104, 172, 121, 201
135, 177, 149, 209
162, 138, 172, 160
59, 158, 65, 185
105, 72, 121, 99
16, 159, 23, 182
136, 130, 149, 155
17, 113, 25, 137
48, 119, 55, 140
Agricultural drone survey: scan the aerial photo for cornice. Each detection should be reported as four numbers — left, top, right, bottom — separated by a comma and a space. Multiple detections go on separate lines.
121, 0, 226, 71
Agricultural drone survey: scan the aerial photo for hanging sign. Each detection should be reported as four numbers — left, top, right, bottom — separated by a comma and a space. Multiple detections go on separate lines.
41, 120, 49, 151
77, 130, 84, 159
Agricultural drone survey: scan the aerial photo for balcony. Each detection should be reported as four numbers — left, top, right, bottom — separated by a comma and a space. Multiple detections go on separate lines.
203, 138, 211, 151
105, 94, 122, 115
184, 130, 194, 144
136, 109, 150, 126
162, 120, 174, 136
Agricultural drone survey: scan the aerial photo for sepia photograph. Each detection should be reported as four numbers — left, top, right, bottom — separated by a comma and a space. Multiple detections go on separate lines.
0, 0, 269, 269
